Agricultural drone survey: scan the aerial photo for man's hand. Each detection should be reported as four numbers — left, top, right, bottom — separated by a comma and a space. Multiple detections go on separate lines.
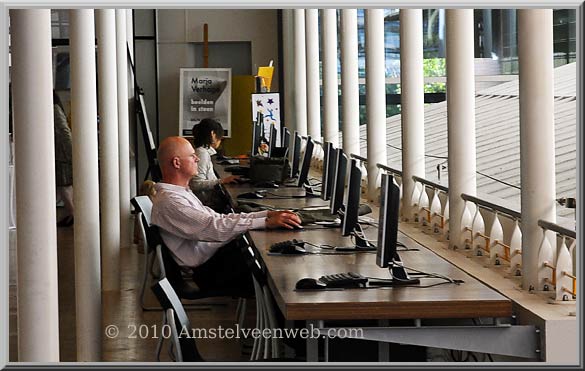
266, 210, 302, 229
220, 175, 240, 184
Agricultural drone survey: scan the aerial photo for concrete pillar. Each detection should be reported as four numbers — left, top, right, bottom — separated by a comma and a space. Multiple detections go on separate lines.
69, 9, 102, 361
305, 9, 321, 140
446, 9, 477, 249
321, 9, 340, 148
126, 9, 137, 199
340, 9, 360, 157
400, 9, 426, 220
10, 9, 60, 361
365, 9, 387, 202
116, 10, 131, 249
518, 9, 556, 290
294, 9, 308, 137
96, 9, 121, 291
282, 9, 296, 136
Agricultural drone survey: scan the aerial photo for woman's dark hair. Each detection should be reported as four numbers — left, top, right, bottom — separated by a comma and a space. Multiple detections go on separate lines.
192, 118, 224, 148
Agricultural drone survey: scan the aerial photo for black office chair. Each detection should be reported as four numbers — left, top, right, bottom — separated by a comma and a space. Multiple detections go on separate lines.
131, 196, 161, 311
151, 277, 301, 362
151, 278, 205, 362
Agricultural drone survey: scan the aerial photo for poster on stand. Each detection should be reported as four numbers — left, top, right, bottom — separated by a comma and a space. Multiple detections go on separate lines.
179, 68, 231, 137
251, 92, 281, 148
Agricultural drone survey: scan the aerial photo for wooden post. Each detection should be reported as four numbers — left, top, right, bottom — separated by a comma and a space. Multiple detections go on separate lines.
203, 23, 209, 68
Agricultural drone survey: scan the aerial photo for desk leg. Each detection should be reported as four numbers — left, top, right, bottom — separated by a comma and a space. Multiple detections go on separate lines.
306, 320, 322, 362
378, 320, 390, 362
284, 320, 295, 359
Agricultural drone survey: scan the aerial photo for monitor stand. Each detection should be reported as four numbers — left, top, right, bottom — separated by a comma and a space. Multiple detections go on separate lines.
335, 224, 377, 252
368, 253, 421, 286
303, 184, 321, 198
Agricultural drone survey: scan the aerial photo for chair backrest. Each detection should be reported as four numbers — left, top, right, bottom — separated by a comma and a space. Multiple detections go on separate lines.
240, 234, 267, 286
151, 278, 204, 362
132, 196, 163, 255
131, 196, 153, 226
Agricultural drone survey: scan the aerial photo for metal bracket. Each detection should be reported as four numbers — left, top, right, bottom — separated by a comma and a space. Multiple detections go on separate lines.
315, 324, 540, 360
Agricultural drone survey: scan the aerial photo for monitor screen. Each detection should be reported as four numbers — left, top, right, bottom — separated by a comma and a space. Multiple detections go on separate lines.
324, 144, 338, 201
321, 142, 334, 201
376, 173, 400, 269
251, 112, 263, 156
296, 136, 315, 187
341, 159, 362, 237
291, 131, 302, 178
330, 149, 348, 215
268, 124, 277, 157
282, 127, 291, 150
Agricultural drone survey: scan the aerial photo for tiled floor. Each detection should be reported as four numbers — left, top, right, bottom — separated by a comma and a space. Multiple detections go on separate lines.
9, 212, 253, 362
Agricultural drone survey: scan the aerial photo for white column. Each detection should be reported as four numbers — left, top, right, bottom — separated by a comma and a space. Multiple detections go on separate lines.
10, 9, 60, 361
305, 9, 321, 140
365, 9, 387, 202
446, 9, 477, 249
96, 9, 121, 291
518, 10, 556, 290
116, 10, 131, 249
340, 9, 360, 157
400, 9, 426, 220
126, 9, 137, 199
282, 9, 296, 136
321, 9, 339, 148
293, 9, 308, 137
69, 9, 102, 361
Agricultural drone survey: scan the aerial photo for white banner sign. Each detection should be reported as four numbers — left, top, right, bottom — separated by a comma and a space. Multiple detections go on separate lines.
179, 68, 232, 137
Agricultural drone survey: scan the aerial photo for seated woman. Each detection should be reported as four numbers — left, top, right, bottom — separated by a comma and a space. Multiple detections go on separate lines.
189, 118, 239, 212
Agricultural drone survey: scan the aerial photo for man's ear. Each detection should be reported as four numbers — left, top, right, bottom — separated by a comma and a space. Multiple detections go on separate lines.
171, 156, 181, 169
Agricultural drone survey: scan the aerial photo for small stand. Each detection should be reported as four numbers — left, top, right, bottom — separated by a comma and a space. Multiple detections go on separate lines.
335, 224, 377, 252
369, 253, 421, 286
303, 184, 321, 198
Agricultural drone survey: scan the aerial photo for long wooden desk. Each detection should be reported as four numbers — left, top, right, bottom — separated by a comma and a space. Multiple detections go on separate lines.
214, 160, 537, 361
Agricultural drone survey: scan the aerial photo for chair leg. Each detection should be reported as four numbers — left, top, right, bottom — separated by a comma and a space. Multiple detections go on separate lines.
167, 308, 183, 362
250, 278, 264, 361
141, 252, 165, 311
155, 311, 167, 361
262, 297, 271, 360
236, 297, 247, 345
263, 286, 280, 358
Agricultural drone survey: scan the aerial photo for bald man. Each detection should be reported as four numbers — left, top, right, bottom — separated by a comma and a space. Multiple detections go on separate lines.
151, 136, 301, 295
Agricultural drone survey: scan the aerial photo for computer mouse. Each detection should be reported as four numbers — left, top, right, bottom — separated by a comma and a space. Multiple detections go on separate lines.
295, 278, 326, 290
255, 181, 279, 188
237, 192, 265, 199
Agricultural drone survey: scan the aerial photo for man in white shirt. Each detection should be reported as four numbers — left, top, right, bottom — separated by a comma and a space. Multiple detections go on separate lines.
151, 136, 301, 295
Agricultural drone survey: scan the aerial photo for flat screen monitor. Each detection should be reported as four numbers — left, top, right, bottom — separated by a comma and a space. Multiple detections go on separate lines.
251, 112, 263, 156
282, 127, 291, 150
270, 147, 288, 158
341, 159, 361, 237
324, 147, 339, 200
268, 124, 277, 157
376, 173, 400, 268
373, 173, 420, 285
321, 142, 334, 201
296, 136, 315, 187
291, 131, 302, 178
330, 149, 348, 215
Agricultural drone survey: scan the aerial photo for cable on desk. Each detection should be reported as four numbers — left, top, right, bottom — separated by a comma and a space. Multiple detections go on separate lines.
303, 241, 376, 254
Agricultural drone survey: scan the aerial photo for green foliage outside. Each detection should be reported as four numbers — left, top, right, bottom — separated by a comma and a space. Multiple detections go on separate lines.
358, 58, 447, 124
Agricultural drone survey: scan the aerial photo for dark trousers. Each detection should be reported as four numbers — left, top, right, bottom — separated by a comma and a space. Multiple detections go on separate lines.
191, 240, 255, 298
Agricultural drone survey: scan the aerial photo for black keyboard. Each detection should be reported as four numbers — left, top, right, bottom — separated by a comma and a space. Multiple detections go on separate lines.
225, 165, 250, 176
269, 239, 306, 254
318, 272, 368, 288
